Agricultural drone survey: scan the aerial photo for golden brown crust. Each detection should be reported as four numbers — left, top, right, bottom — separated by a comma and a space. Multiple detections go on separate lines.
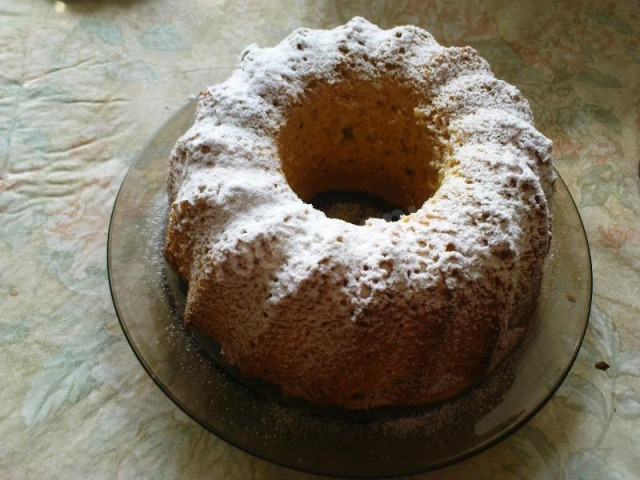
164, 18, 554, 409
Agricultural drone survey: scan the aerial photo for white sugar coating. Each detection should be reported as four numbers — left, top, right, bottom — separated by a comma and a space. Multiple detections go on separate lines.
164, 17, 555, 409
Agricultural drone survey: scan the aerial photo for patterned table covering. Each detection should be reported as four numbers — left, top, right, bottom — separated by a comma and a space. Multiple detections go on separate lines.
1, 1, 639, 478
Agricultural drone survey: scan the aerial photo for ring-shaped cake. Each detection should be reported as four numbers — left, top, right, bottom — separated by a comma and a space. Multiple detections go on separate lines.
165, 17, 555, 409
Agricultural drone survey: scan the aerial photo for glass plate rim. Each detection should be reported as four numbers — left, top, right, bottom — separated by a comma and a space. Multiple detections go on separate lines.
107, 100, 593, 478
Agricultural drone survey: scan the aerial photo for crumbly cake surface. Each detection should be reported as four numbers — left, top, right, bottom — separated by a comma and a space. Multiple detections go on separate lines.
165, 17, 555, 409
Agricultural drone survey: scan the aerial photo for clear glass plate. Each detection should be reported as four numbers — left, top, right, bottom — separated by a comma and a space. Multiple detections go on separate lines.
108, 100, 592, 478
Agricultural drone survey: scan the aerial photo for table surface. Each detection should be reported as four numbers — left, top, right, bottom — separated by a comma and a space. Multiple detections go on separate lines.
1, 1, 639, 478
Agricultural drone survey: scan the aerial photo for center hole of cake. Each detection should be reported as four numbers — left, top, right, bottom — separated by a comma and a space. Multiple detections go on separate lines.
310, 190, 406, 225
277, 78, 442, 225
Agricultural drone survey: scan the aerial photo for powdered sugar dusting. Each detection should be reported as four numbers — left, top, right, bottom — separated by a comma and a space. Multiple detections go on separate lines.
164, 17, 555, 409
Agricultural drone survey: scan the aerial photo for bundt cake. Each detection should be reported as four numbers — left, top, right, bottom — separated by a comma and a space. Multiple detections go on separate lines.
164, 17, 555, 409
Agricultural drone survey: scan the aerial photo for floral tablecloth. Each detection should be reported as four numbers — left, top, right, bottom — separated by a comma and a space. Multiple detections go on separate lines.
1, 0, 639, 478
